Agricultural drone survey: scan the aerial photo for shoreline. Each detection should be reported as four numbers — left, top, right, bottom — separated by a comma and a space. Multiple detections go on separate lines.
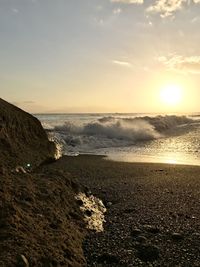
70, 152, 200, 167
40, 155, 200, 266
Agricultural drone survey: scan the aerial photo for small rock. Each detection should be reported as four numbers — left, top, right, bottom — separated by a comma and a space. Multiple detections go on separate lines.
192, 232, 200, 238
177, 213, 184, 217
144, 225, 160, 234
124, 208, 136, 214
106, 202, 112, 207
137, 244, 160, 262
131, 228, 142, 237
135, 236, 147, 243
97, 253, 120, 264
49, 223, 59, 230
171, 233, 184, 241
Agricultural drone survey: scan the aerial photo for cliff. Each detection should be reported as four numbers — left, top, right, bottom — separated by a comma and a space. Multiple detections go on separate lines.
0, 98, 55, 170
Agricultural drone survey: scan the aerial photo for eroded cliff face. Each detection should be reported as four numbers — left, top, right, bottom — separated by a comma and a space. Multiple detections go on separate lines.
0, 98, 55, 169
0, 99, 86, 266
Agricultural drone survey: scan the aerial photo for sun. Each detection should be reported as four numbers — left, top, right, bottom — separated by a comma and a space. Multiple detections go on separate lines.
160, 84, 182, 106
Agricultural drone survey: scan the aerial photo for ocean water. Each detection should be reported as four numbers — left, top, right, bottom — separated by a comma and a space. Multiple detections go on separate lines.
34, 113, 200, 166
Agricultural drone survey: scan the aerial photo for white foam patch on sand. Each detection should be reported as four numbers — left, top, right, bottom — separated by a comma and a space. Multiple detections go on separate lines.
48, 133, 64, 159
76, 193, 106, 232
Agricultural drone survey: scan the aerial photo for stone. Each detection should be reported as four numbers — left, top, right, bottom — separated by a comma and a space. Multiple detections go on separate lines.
144, 225, 160, 234
131, 228, 142, 237
124, 208, 136, 214
135, 235, 147, 243
192, 232, 200, 238
171, 233, 184, 241
97, 253, 120, 264
106, 202, 112, 207
137, 244, 160, 262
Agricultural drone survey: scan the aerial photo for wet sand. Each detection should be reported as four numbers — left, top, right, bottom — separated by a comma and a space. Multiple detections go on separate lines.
42, 155, 200, 266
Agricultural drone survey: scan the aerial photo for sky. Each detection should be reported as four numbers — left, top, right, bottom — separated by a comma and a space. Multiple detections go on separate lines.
0, 0, 200, 113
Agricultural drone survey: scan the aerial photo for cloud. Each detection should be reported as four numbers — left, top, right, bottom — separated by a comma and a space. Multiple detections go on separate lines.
158, 55, 200, 74
110, 0, 200, 18
111, 0, 143, 4
191, 16, 200, 23
147, 0, 189, 18
113, 8, 122, 14
11, 8, 19, 13
112, 60, 132, 67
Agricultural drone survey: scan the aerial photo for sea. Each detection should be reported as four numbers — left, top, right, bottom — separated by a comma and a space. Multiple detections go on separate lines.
34, 113, 200, 166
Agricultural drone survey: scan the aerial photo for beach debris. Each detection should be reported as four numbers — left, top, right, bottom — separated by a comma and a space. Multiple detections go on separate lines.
17, 254, 29, 267
11, 163, 32, 174
75, 192, 106, 232
25, 163, 32, 172
136, 244, 160, 262
15, 166, 27, 174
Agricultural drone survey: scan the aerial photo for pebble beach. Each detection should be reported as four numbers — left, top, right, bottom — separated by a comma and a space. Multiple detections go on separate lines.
43, 155, 200, 266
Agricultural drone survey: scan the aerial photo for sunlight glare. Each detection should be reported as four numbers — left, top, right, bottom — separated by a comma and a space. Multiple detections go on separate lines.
160, 84, 182, 106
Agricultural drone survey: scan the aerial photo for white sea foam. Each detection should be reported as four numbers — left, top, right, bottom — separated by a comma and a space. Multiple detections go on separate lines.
75, 193, 106, 232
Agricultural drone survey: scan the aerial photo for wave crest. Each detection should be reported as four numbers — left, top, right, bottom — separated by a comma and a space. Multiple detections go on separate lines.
51, 115, 195, 152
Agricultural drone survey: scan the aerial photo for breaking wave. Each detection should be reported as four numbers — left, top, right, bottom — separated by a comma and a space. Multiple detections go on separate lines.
46, 115, 196, 154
